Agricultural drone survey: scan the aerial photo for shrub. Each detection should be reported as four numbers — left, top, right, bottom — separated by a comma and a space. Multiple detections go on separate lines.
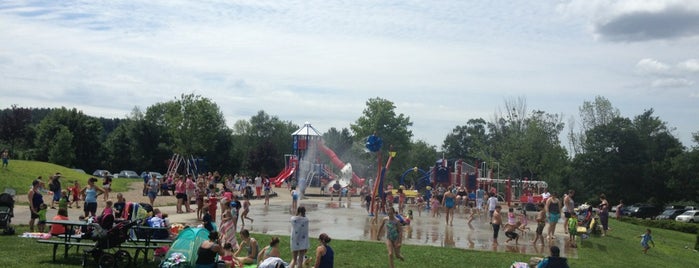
619, 217, 698, 234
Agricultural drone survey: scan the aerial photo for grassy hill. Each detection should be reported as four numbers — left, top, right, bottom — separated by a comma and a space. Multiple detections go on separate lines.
0, 160, 132, 196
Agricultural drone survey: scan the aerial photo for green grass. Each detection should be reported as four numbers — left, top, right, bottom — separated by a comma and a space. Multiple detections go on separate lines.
3, 219, 697, 268
0, 160, 132, 198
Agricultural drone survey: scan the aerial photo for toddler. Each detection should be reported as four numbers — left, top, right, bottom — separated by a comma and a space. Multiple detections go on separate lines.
640, 229, 655, 254
37, 203, 48, 233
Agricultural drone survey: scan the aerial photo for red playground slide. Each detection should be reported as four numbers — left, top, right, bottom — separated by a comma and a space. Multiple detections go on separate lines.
318, 141, 365, 186
271, 166, 295, 187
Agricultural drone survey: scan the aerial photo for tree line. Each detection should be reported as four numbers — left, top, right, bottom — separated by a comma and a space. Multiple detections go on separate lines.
1, 94, 697, 206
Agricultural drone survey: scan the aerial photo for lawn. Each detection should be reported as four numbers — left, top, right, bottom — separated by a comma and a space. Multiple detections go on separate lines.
0, 160, 133, 198
2, 219, 696, 268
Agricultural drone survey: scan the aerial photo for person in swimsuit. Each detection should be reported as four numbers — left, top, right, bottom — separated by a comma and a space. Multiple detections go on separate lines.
442, 189, 456, 226
235, 229, 259, 265
28, 178, 45, 232
378, 207, 404, 268
81, 177, 105, 218
257, 236, 281, 264
241, 196, 254, 227
195, 231, 225, 268
545, 192, 562, 240
314, 233, 334, 268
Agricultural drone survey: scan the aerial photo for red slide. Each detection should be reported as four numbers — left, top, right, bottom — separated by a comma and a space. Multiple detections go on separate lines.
271, 166, 295, 187
318, 141, 365, 186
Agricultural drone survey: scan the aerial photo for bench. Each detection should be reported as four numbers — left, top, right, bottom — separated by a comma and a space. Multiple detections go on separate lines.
37, 239, 96, 261
120, 244, 166, 264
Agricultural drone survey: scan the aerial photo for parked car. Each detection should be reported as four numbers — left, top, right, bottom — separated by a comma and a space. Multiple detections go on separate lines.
140, 171, 164, 180
624, 204, 661, 219
92, 169, 112, 177
115, 170, 140, 179
675, 210, 699, 223
656, 208, 688, 220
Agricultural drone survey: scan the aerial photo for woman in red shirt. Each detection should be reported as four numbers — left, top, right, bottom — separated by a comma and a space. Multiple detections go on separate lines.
49, 208, 74, 236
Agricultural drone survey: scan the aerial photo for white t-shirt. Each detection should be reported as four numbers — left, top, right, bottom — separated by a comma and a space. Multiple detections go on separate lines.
541, 191, 551, 200
488, 196, 498, 211
255, 176, 262, 187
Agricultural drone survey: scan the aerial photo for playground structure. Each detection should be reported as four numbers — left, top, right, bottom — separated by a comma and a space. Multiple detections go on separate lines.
396, 159, 548, 207
165, 154, 205, 176
269, 122, 366, 197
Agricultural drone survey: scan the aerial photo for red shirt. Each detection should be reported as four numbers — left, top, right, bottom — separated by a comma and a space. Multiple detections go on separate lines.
49, 215, 69, 235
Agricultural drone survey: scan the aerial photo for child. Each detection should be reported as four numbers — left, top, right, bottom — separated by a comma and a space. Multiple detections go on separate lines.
640, 229, 655, 254
504, 221, 522, 245
58, 190, 69, 211
467, 204, 477, 225
291, 186, 299, 212
220, 242, 236, 268
37, 203, 48, 233
567, 213, 578, 248
431, 196, 440, 218
241, 196, 254, 227
507, 207, 516, 225
519, 209, 531, 235
531, 203, 546, 247
70, 181, 81, 208
492, 205, 502, 244
202, 206, 214, 232
377, 207, 404, 268
102, 200, 114, 216
416, 196, 425, 217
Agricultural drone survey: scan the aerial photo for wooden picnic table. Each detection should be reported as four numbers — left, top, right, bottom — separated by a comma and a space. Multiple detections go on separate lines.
38, 219, 94, 261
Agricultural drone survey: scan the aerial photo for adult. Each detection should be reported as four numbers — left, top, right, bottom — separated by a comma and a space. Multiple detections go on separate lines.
442, 189, 456, 226
146, 175, 161, 206
544, 192, 562, 240
1, 149, 8, 169
235, 229, 259, 265
562, 190, 575, 235
102, 173, 112, 202
49, 173, 62, 209
257, 236, 281, 264
314, 233, 334, 268
186, 174, 197, 208
263, 176, 271, 206
541, 189, 551, 202
175, 176, 187, 213
28, 178, 45, 232
49, 208, 73, 236
254, 174, 262, 199
142, 172, 150, 196
81, 177, 105, 218
290, 206, 309, 268
487, 192, 498, 220
615, 200, 624, 220
599, 194, 610, 236
475, 186, 485, 214
195, 231, 225, 268
331, 181, 341, 201
536, 246, 569, 268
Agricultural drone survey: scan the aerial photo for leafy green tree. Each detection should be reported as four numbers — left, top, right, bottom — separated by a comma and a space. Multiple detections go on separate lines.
350, 97, 413, 179
48, 126, 75, 166
242, 111, 298, 175
568, 96, 620, 155
0, 105, 33, 153
34, 107, 103, 170
442, 118, 488, 162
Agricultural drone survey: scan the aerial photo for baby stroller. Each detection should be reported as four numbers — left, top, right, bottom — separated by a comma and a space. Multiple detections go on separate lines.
0, 188, 15, 235
82, 219, 139, 268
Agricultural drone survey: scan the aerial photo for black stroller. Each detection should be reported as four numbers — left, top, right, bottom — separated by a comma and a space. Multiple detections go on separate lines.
0, 188, 15, 235
82, 217, 138, 268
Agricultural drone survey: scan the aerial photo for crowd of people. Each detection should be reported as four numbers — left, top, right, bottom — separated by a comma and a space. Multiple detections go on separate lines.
26, 167, 640, 268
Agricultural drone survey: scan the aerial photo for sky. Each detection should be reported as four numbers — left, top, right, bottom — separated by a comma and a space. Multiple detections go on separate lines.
1, 0, 698, 150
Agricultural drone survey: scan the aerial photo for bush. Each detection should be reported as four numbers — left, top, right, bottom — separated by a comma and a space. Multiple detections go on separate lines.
619, 217, 698, 234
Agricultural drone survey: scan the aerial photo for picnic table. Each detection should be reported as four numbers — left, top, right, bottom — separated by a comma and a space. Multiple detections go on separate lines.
37, 219, 174, 265
38, 219, 94, 261
127, 225, 174, 264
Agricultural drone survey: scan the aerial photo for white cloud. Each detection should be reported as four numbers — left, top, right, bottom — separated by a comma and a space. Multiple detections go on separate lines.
635, 58, 671, 74
678, 59, 699, 72
651, 78, 694, 88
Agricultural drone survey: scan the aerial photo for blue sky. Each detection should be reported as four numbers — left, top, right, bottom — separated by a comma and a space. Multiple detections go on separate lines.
1, 0, 698, 150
